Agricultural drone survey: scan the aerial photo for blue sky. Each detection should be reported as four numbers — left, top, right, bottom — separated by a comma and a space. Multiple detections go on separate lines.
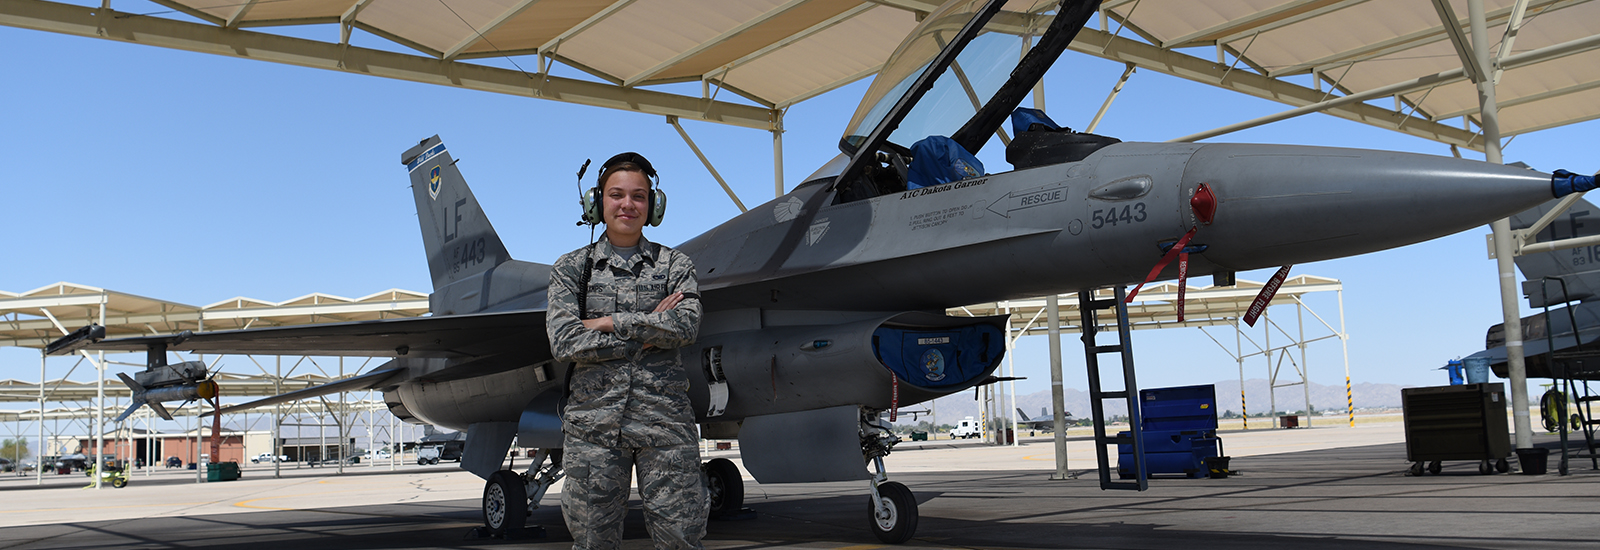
4, 1, 1597, 416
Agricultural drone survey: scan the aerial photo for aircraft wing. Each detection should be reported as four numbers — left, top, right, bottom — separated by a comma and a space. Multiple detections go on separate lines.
76, 309, 547, 358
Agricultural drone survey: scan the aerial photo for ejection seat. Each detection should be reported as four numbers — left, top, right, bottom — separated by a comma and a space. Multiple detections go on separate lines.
1005, 107, 1121, 169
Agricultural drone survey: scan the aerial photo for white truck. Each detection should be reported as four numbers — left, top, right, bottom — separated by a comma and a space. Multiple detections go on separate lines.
950, 416, 982, 439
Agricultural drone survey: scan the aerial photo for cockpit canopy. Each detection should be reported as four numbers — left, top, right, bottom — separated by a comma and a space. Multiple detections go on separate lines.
831, 0, 1116, 203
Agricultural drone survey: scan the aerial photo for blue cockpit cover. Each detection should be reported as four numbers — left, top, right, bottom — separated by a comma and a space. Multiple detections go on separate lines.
1010, 107, 1063, 135
907, 135, 984, 189
872, 323, 1003, 388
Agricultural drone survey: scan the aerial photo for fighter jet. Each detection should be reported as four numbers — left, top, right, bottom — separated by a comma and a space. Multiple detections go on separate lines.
1468, 192, 1600, 382
1017, 407, 1071, 433
47, 0, 1597, 544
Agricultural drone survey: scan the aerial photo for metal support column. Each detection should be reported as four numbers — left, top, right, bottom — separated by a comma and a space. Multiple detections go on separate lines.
93, 299, 104, 489
1340, 290, 1353, 427
772, 113, 785, 198
1236, 319, 1248, 429
274, 356, 282, 478
37, 350, 44, 485
1266, 308, 1275, 416
1471, 0, 1533, 450
1046, 294, 1069, 479
1300, 302, 1312, 426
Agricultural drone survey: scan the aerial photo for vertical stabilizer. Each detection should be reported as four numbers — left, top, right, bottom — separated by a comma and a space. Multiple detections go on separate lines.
401, 136, 513, 291
1512, 196, 1600, 306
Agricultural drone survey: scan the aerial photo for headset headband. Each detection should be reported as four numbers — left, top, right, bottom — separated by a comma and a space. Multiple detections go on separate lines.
597, 152, 657, 185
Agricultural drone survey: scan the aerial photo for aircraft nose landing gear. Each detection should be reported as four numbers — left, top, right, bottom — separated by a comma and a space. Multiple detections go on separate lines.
474, 449, 562, 540
863, 409, 918, 544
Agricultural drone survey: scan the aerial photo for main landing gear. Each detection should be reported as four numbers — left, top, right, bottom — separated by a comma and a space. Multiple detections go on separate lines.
703, 457, 747, 519
863, 409, 918, 544
477, 449, 564, 539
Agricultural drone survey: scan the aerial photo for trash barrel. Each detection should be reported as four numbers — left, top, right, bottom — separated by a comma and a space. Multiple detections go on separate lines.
206, 462, 241, 482
1462, 356, 1491, 384
1516, 447, 1549, 475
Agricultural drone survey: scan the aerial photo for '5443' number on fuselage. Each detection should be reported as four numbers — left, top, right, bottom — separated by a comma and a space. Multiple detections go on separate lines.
1091, 203, 1147, 229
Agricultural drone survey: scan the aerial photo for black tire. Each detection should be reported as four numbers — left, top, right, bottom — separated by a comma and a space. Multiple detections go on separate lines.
1479, 461, 1492, 475
1428, 461, 1442, 475
1408, 462, 1423, 476
867, 481, 918, 544
111, 477, 127, 489
482, 470, 527, 536
1496, 458, 1510, 473
704, 458, 744, 519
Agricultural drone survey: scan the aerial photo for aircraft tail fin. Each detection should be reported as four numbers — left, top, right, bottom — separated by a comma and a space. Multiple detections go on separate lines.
1015, 408, 1030, 421
1511, 195, 1600, 307
401, 136, 513, 291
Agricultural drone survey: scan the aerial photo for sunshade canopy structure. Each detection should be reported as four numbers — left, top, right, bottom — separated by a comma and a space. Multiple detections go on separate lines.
5, 0, 1598, 148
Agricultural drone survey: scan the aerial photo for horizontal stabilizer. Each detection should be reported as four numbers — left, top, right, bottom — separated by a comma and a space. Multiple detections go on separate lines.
213, 366, 408, 416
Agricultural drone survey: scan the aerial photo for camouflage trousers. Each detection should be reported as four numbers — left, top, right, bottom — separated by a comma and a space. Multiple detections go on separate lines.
562, 435, 707, 550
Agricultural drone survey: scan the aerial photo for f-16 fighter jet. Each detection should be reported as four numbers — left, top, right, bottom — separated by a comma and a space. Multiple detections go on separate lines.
52, 0, 1598, 543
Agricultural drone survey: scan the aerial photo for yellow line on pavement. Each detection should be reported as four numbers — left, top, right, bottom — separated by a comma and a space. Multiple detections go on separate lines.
234, 492, 338, 510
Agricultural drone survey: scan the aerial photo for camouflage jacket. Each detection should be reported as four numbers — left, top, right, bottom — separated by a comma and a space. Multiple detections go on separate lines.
548, 234, 702, 448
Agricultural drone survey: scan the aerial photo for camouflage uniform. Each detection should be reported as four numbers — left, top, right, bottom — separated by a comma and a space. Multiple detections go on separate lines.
548, 234, 706, 550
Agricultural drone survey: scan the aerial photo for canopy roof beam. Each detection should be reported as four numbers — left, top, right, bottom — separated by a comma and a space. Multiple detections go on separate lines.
1430, 0, 1486, 83
225, 0, 261, 29
1165, 0, 1350, 49
538, 0, 636, 55
0, 0, 777, 131
1212, 0, 1370, 47
1267, 0, 1576, 77
626, 0, 815, 87
1068, 25, 1480, 148
442, 0, 544, 61
1166, 30, 1600, 145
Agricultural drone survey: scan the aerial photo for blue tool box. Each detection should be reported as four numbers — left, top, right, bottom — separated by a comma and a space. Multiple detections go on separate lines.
1117, 384, 1223, 479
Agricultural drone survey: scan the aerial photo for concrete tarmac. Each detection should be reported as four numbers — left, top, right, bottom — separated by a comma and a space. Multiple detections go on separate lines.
1, 422, 1594, 549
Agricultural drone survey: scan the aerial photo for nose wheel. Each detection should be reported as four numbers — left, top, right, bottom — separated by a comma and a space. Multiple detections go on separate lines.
862, 408, 918, 544
474, 449, 561, 540
868, 480, 918, 544
482, 470, 528, 536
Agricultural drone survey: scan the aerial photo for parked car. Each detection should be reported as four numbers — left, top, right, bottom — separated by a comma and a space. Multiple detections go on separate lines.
250, 453, 289, 463
165, 456, 182, 468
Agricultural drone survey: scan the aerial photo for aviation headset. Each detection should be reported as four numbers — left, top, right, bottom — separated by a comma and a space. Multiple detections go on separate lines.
579, 152, 666, 227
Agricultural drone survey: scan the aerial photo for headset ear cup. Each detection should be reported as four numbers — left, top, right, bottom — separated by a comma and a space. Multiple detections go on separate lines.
650, 189, 666, 227
581, 187, 602, 225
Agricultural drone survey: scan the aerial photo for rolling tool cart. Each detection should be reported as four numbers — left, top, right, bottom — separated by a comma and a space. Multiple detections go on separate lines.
1401, 383, 1511, 475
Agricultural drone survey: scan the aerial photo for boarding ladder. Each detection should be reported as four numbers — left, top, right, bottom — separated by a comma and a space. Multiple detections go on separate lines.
1538, 278, 1600, 475
1079, 286, 1146, 491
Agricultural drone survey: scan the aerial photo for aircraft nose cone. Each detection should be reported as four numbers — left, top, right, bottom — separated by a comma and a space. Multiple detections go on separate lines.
1184, 144, 1552, 269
